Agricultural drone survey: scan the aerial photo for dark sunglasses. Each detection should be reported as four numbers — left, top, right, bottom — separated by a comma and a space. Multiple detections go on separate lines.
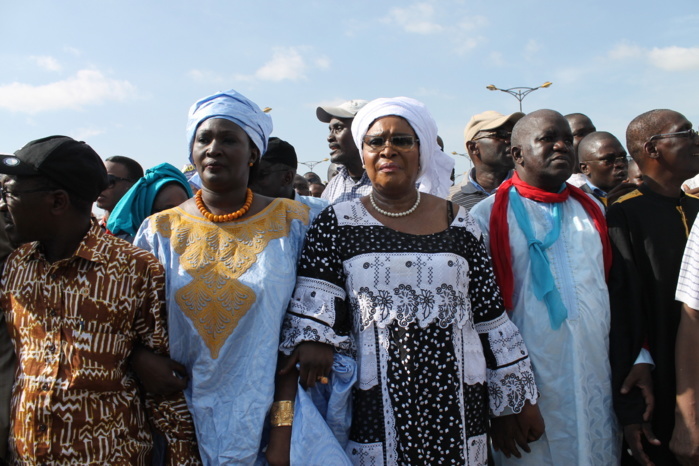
362, 135, 419, 152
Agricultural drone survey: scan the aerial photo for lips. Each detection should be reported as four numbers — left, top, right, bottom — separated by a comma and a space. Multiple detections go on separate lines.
378, 163, 401, 172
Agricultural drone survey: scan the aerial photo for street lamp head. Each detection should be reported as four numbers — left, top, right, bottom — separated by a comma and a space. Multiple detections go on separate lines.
486, 85, 498, 91
540, 82, 553, 88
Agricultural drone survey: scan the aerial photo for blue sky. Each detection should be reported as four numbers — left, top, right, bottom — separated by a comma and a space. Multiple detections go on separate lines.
2, 1, 698, 184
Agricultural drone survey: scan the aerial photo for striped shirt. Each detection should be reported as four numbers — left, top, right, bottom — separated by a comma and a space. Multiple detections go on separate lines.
321, 165, 372, 205
677, 215, 699, 310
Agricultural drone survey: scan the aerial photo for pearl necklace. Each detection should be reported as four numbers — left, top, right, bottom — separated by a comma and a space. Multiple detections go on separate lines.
369, 190, 421, 217
195, 188, 253, 222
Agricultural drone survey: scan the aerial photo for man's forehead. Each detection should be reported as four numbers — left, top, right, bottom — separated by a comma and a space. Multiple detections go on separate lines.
657, 111, 691, 132
567, 114, 594, 129
529, 114, 570, 133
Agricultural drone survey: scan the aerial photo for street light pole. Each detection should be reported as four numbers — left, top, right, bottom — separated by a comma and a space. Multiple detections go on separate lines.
486, 82, 552, 112
298, 159, 329, 172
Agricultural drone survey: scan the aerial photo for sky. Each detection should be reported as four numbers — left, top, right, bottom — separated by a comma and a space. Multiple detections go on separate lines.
2, 0, 699, 185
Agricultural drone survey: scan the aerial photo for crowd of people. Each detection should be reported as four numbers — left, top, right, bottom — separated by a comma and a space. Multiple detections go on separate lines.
0, 87, 698, 466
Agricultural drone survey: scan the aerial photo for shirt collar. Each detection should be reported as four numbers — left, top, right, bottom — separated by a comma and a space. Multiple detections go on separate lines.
468, 168, 513, 195
585, 180, 607, 198
22, 219, 110, 265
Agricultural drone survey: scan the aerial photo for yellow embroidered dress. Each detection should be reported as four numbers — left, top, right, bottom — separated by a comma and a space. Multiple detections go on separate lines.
135, 198, 310, 465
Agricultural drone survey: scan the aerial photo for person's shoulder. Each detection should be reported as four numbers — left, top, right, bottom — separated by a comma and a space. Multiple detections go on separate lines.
469, 193, 496, 218
98, 231, 163, 274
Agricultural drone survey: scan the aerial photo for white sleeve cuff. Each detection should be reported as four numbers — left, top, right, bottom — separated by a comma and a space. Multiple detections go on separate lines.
634, 348, 655, 369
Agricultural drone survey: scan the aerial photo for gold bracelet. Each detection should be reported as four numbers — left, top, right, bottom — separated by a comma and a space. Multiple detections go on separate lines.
270, 400, 294, 427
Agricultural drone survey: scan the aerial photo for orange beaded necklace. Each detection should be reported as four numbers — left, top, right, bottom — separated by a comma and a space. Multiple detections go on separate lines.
195, 188, 254, 222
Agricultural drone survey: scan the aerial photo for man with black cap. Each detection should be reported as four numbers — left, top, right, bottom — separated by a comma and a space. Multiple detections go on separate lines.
0, 136, 199, 464
316, 99, 371, 204
250, 136, 327, 219
449, 110, 524, 211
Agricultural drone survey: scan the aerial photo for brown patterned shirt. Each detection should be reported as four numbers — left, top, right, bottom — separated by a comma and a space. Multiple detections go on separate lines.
1, 221, 200, 465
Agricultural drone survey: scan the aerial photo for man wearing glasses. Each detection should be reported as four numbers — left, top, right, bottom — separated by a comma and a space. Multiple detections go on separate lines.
578, 131, 629, 206
0, 136, 199, 464
608, 109, 699, 466
95, 155, 143, 229
449, 110, 523, 211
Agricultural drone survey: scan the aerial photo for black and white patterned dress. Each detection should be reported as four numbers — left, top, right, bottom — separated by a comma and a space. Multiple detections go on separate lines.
280, 199, 537, 465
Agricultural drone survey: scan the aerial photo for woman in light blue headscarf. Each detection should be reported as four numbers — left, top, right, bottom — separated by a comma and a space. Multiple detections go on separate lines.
107, 162, 192, 243
134, 89, 314, 465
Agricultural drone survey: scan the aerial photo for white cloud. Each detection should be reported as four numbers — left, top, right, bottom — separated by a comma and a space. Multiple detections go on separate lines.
648, 46, 699, 71
255, 47, 307, 81
314, 56, 331, 70
187, 69, 226, 83
608, 43, 644, 60
607, 43, 699, 71
73, 127, 105, 141
63, 46, 81, 57
0, 69, 136, 114
30, 56, 61, 72
385, 2, 443, 35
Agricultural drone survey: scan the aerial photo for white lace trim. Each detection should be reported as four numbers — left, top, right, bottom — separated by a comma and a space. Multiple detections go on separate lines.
488, 357, 538, 416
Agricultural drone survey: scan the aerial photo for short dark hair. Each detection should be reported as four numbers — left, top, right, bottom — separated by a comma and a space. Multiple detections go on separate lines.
106, 155, 144, 181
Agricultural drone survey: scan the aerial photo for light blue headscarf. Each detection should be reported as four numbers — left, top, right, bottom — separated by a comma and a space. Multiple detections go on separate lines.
107, 163, 193, 238
185, 89, 273, 163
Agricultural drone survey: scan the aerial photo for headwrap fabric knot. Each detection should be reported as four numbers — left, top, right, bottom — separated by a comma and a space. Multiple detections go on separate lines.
350, 96, 454, 199
107, 163, 193, 237
186, 89, 273, 162
489, 172, 612, 325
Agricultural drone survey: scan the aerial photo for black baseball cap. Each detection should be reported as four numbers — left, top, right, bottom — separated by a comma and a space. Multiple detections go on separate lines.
0, 136, 108, 202
262, 137, 298, 170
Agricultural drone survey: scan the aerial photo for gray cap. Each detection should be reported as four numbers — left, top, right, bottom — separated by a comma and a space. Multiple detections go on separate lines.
316, 99, 369, 123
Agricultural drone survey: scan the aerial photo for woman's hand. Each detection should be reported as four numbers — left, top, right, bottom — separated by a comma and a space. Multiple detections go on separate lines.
130, 345, 188, 395
266, 426, 292, 466
280, 342, 334, 389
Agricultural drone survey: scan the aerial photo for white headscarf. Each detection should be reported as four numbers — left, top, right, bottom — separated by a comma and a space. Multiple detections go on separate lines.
351, 97, 455, 198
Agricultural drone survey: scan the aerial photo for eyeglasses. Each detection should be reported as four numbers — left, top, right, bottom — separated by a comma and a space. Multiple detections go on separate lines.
107, 174, 134, 187
1, 187, 57, 204
473, 130, 512, 142
648, 128, 698, 143
584, 156, 629, 168
362, 135, 420, 152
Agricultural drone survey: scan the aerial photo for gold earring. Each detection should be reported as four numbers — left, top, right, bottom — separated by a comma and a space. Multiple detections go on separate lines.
249, 162, 254, 167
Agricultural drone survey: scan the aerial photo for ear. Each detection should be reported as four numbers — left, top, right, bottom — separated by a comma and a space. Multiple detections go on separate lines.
465, 140, 479, 158
249, 146, 260, 165
579, 162, 591, 176
48, 189, 71, 216
282, 169, 295, 186
511, 145, 524, 167
643, 141, 660, 159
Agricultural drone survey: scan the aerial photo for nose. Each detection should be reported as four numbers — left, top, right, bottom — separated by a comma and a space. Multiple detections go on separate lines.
553, 139, 570, 152
206, 138, 223, 156
327, 131, 336, 142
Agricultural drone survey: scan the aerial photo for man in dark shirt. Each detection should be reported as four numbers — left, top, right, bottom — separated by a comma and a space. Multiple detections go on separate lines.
608, 109, 699, 465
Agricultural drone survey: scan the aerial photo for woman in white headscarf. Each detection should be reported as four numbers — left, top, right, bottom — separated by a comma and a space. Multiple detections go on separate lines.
274, 97, 542, 465
135, 89, 312, 465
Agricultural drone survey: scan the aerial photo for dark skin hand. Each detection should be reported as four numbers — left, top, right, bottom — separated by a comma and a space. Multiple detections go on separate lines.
279, 341, 334, 389
130, 344, 187, 396
621, 363, 660, 466
268, 345, 333, 466
267, 354, 298, 466
490, 400, 545, 458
